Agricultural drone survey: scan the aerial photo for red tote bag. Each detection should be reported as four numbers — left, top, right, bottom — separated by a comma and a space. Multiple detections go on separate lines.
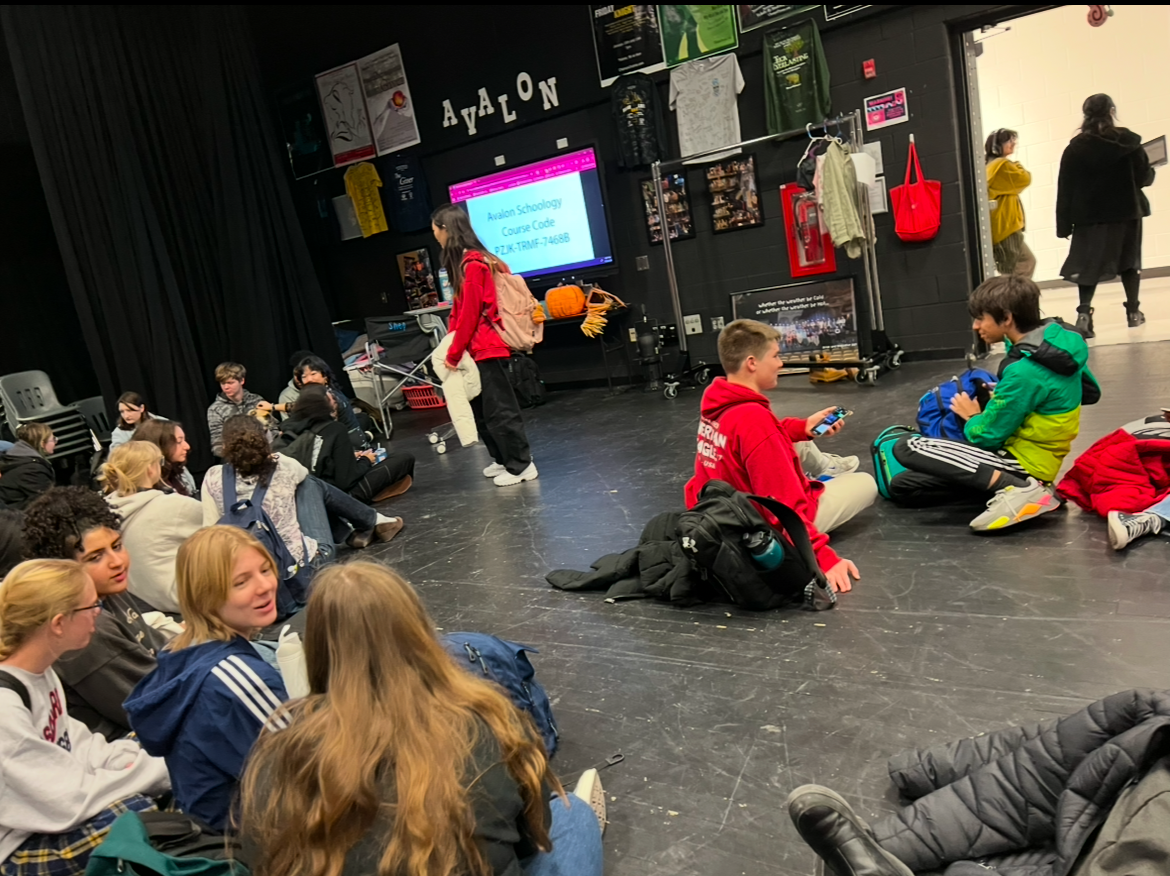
889, 139, 941, 242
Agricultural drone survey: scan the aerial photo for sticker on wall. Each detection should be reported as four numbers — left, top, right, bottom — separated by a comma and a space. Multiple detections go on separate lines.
863, 87, 909, 131
316, 63, 376, 166
658, 5, 739, 68
357, 44, 422, 155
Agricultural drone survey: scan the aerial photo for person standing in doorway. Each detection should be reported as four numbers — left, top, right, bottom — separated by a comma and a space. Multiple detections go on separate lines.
985, 128, 1035, 278
431, 205, 537, 487
1056, 93, 1155, 337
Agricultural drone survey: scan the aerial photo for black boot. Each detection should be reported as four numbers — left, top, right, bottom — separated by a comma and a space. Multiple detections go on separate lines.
1126, 308, 1145, 328
1074, 305, 1095, 339
787, 785, 914, 876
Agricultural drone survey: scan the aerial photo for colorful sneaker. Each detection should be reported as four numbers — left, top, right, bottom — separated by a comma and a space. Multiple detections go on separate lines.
494, 462, 539, 486
1107, 510, 1163, 550
819, 453, 860, 478
572, 768, 607, 835
482, 463, 507, 478
969, 477, 1061, 531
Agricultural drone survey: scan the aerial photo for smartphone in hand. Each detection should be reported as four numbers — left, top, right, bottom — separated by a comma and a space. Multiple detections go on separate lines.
812, 407, 853, 436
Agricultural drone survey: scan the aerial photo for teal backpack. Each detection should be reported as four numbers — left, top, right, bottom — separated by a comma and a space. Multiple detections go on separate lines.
871, 425, 915, 500
85, 812, 245, 876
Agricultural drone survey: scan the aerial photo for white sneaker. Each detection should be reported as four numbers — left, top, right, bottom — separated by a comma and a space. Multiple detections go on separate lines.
969, 477, 1061, 531
493, 462, 538, 486
819, 453, 860, 478
482, 463, 507, 478
572, 768, 607, 834
1107, 510, 1164, 550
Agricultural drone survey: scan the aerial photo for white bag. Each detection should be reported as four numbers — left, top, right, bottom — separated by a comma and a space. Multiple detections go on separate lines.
276, 624, 310, 699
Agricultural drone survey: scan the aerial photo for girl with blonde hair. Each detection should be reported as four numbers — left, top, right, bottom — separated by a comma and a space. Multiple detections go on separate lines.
0, 559, 169, 876
101, 441, 202, 613
238, 561, 605, 876
0, 423, 56, 510
125, 526, 287, 832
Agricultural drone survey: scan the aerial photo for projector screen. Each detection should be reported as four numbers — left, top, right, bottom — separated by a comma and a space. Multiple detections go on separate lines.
448, 148, 615, 282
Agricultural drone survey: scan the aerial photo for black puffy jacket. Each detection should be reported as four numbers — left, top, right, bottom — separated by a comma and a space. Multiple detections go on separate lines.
1056, 128, 1154, 238
0, 441, 54, 509
873, 689, 1170, 876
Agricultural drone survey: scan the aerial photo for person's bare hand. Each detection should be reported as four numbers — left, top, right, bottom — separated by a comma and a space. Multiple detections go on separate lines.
949, 391, 982, 420
805, 407, 845, 439
825, 559, 860, 593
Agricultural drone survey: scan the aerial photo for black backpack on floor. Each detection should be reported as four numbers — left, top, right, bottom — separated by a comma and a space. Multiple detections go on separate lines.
677, 480, 836, 612
506, 354, 547, 408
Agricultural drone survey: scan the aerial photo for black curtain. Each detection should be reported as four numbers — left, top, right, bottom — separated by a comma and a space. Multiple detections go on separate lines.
0, 5, 339, 473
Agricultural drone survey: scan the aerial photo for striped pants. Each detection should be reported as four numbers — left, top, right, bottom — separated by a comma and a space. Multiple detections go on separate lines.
893, 434, 1029, 493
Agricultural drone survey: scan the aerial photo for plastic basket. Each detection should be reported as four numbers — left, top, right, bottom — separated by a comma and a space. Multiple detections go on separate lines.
402, 385, 446, 410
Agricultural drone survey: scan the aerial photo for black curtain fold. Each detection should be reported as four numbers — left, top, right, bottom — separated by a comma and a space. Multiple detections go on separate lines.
0, 4, 338, 472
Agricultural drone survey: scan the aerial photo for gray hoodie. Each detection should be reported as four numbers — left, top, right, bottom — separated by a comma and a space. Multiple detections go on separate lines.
206, 389, 268, 456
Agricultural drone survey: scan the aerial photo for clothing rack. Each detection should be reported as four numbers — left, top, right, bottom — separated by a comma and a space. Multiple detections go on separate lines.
650, 109, 901, 383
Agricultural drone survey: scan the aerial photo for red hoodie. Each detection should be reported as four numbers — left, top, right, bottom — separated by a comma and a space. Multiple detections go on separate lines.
684, 377, 839, 572
445, 250, 512, 368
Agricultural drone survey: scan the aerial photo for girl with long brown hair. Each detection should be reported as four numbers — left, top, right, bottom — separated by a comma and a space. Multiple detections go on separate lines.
432, 204, 538, 488
131, 418, 196, 496
125, 526, 287, 832
238, 561, 605, 876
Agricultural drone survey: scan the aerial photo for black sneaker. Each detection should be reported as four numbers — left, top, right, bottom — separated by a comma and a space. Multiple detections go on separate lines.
786, 785, 913, 876
1127, 309, 1146, 328
1107, 510, 1163, 550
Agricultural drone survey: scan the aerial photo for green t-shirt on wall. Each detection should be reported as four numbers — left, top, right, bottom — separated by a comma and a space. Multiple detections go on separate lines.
763, 19, 830, 134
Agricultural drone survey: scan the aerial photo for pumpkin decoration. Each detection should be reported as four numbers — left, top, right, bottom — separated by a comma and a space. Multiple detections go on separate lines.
545, 284, 587, 319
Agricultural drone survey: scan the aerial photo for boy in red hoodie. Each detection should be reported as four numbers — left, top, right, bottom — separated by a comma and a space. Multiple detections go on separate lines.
685, 320, 877, 593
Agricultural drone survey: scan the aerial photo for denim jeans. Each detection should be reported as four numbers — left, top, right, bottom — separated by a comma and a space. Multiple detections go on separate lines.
294, 476, 377, 567
1147, 493, 1170, 522
521, 797, 603, 876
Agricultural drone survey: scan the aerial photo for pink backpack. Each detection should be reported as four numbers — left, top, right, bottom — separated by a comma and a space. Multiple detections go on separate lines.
491, 265, 544, 352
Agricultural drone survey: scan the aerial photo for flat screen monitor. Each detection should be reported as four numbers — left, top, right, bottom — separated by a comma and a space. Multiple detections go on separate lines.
448, 147, 615, 282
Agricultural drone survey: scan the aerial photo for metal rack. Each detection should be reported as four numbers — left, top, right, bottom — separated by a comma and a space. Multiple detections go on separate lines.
650, 108, 902, 385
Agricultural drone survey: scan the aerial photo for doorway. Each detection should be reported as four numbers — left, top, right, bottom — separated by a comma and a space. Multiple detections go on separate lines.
964, 5, 1170, 346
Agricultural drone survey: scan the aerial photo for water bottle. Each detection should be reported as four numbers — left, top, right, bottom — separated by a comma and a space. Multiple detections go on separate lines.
438, 268, 454, 303
743, 530, 785, 570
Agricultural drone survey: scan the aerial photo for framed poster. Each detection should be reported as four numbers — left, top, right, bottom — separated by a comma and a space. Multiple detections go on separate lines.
357, 44, 422, 155
641, 173, 695, 245
591, 4, 666, 86
396, 249, 439, 311
659, 5, 739, 68
737, 5, 817, 32
275, 83, 332, 180
864, 87, 909, 131
731, 279, 859, 361
706, 154, 763, 232
315, 63, 376, 166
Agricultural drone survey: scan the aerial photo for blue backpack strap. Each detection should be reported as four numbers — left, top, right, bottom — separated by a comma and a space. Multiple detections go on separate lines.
250, 477, 270, 509
223, 464, 237, 507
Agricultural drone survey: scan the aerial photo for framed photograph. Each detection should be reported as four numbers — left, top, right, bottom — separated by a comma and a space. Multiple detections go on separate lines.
731, 278, 859, 361
396, 249, 439, 311
705, 153, 763, 233
640, 173, 695, 245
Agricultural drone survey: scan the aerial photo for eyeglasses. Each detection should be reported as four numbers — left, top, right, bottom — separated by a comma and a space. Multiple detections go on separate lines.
70, 600, 104, 615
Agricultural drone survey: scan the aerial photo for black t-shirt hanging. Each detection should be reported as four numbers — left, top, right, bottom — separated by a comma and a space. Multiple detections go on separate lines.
763, 19, 831, 135
612, 73, 668, 169
385, 153, 432, 233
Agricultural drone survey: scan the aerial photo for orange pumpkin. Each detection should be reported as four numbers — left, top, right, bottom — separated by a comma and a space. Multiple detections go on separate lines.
545, 285, 587, 319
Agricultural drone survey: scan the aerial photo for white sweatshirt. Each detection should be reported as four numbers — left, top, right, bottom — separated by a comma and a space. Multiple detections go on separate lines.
0, 665, 171, 862
105, 490, 203, 613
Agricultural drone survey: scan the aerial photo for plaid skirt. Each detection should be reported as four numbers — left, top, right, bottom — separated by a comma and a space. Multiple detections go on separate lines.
1, 796, 157, 876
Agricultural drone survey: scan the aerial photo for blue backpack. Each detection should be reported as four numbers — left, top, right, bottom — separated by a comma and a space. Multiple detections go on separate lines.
916, 368, 997, 440
442, 632, 559, 758
217, 464, 310, 622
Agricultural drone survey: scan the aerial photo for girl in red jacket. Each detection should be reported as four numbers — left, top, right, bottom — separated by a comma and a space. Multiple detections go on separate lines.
432, 206, 537, 486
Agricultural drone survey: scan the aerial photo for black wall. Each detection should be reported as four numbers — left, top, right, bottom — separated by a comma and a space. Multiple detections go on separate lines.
0, 32, 98, 406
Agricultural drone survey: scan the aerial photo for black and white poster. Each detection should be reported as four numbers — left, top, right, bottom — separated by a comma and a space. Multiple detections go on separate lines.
731, 279, 859, 360
591, 5, 666, 87
357, 44, 422, 155
736, 4, 817, 32
315, 63, 376, 167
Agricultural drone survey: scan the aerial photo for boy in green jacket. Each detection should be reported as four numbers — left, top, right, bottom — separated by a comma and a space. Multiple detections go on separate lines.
893, 275, 1099, 531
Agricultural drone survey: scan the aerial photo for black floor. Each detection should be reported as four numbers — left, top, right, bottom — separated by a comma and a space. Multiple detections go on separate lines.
364, 340, 1170, 876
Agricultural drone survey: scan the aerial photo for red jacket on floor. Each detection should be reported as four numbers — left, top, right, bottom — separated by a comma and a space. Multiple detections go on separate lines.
1057, 428, 1170, 516
684, 378, 837, 572
446, 250, 511, 368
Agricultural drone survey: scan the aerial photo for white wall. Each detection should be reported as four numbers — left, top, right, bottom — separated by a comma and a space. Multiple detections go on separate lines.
975, 5, 1170, 283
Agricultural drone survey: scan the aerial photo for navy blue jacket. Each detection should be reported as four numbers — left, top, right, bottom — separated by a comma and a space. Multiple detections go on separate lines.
125, 637, 288, 831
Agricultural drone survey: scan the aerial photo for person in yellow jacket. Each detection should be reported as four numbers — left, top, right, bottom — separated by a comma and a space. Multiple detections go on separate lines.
986, 129, 1035, 278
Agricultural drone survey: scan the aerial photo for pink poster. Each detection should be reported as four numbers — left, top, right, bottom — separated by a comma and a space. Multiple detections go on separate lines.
864, 87, 909, 131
